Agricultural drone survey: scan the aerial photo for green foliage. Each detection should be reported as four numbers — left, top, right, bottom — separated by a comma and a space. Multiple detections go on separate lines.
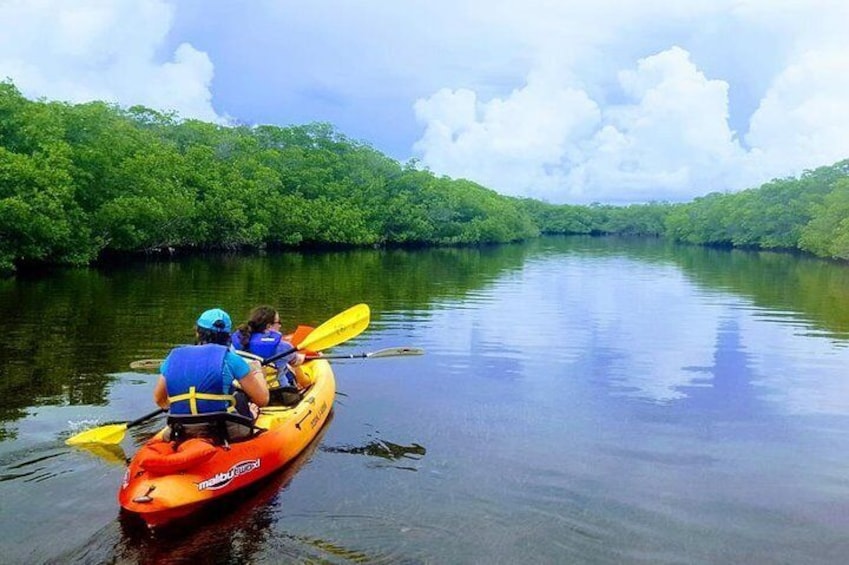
520, 199, 673, 237
2, 77, 849, 273
521, 159, 849, 260
0, 82, 542, 273
799, 178, 849, 259
665, 160, 849, 256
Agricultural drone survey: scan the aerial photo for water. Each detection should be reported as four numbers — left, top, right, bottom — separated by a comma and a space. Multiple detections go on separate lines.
2, 236, 849, 563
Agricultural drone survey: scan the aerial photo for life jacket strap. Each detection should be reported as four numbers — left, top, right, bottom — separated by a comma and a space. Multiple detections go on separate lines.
168, 386, 237, 414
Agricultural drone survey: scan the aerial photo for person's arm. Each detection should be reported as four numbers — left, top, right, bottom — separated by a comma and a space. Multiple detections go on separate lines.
153, 375, 169, 409
228, 352, 269, 407
274, 339, 304, 369
239, 370, 270, 407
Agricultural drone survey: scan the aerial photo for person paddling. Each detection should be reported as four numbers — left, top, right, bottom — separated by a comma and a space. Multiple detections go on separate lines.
153, 308, 269, 441
231, 305, 306, 388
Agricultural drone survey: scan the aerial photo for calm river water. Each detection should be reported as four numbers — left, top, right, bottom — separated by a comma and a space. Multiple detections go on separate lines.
2, 236, 849, 564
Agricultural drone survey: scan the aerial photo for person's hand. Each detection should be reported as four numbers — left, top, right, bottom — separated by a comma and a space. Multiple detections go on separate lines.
293, 352, 306, 366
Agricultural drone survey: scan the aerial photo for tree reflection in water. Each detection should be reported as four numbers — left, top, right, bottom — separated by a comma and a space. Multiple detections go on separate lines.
322, 438, 427, 471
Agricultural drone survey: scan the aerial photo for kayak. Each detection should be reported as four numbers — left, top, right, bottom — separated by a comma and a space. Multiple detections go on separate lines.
118, 358, 335, 528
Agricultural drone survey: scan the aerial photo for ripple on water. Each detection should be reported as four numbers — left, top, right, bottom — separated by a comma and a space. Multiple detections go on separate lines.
275, 512, 463, 564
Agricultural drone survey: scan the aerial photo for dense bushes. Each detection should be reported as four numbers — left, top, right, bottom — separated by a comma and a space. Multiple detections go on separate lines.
0, 82, 539, 272
2, 79, 849, 274
522, 161, 849, 260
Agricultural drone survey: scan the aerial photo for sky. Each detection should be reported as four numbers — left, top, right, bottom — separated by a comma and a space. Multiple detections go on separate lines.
1, 0, 849, 205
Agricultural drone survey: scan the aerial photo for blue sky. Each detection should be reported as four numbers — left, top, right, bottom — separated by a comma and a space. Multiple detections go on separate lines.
2, 1, 849, 205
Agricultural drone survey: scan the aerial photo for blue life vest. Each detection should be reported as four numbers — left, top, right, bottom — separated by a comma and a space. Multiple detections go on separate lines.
247, 330, 283, 360
231, 329, 294, 384
163, 344, 236, 415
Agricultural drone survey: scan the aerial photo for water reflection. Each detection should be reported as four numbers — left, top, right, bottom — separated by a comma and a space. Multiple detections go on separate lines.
5, 238, 849, 427
0, 246, 531, 432
678, 317, 762, 420
322, 438, 427, 471
0, 450, 66, 483
5, 237, 849, 563
74, 442, 128, 466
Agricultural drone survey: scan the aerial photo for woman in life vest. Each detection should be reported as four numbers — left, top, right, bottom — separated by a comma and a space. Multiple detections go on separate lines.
231, 305, 306, 388
153, 308, 269, 440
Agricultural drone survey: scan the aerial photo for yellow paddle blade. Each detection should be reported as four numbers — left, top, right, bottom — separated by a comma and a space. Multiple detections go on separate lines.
65, 422, 128, 446
298, 303, 370, 353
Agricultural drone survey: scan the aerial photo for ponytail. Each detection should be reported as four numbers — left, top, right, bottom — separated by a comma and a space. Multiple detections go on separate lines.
237, 305, 278, 349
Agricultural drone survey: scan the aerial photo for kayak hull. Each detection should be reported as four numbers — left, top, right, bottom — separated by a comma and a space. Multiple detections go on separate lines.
118, 359, 335, 528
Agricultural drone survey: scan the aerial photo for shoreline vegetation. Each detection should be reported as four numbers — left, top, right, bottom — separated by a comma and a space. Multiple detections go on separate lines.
2, 79, 849, 275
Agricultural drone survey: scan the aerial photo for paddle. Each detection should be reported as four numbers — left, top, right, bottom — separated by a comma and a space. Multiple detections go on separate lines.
132, 345, 421, 370
66, 407, 165, 446
67, 304, 371, 446
306, 346, 424, 360
263, 303, 371, 366
130, 303, 373, 371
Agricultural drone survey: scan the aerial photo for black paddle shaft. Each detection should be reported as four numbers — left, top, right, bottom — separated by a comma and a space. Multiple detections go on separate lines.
127, 408, 166, 428
261, 345, 298, 367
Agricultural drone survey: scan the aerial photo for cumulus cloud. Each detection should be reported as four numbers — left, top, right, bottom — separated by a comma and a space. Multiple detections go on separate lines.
413, 71, 601, 200
569, 47, 745, 203
412, 1, 849, 204
0, 0, 219, 122
415, 47, 745, 204
743, 49, 849, 185
3, 1, 849, 205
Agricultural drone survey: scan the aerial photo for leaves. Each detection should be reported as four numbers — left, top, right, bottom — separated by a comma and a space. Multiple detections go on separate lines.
2, 77, 849, 273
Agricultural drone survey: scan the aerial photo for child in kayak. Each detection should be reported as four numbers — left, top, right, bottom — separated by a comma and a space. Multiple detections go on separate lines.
231, 305, 306, 389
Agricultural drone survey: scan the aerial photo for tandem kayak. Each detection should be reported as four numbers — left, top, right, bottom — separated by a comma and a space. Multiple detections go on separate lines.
118, 358, 335, 528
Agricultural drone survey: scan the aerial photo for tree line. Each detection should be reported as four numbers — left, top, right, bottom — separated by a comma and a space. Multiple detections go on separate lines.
2, 79, 849, 274
524, 159, 849, 260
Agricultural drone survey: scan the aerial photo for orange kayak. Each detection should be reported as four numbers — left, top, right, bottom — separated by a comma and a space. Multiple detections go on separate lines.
118, 359, 335, 528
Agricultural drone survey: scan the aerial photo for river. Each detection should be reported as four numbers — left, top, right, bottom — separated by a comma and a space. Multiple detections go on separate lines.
2, 236, 849, 564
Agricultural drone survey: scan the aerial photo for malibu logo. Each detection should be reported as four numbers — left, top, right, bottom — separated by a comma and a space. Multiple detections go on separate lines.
197, 459, 261, 491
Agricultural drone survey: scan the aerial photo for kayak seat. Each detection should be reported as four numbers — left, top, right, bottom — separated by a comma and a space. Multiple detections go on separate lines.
165, 412, 263, 445
268, 385, 302, 407
138, 438, 218, 475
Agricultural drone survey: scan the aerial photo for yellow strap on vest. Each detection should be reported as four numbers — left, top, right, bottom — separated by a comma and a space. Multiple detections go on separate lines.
168, 386, 237, 414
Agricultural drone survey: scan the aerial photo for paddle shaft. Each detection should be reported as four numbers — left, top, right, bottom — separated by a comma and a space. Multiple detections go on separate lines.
308, 352, 371, 360
128, 408, 166, 428
65, 407, 166, 445
306, 347, 425, 360
262, 345, 298, 366
135, 346, 421, 370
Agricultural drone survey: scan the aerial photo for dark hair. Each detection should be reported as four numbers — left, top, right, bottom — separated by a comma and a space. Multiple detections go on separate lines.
235, 305, 278, 349
197, 328, 232, 346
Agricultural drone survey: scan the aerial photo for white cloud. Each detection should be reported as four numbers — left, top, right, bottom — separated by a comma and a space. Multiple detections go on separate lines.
743, 49, 849, 185
2, 0, 849, 204
574, 47, 745, 203
415, 46, 745, 203
0, 0, 219, 122
411, 1, 849, 204
413, 72, 601, 199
